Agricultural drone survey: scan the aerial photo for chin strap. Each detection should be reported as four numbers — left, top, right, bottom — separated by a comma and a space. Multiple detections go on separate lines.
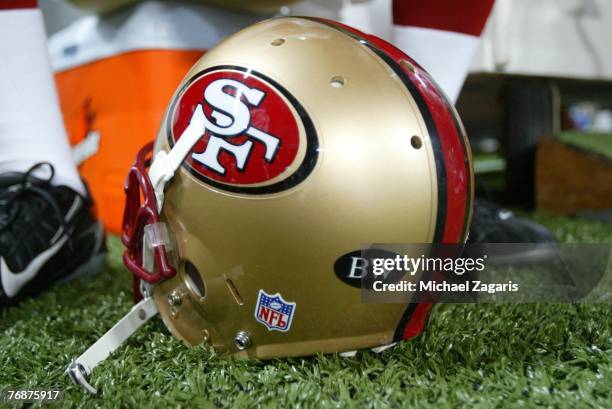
148, 104, 207, 210
67, 107, 206, 394
67, 296, 158, 394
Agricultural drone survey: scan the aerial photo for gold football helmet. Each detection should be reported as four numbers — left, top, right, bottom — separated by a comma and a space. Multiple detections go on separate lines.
68, 17, 473, 393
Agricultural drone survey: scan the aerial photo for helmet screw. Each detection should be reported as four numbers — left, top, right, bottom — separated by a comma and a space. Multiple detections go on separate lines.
234, 331, 251, 350
167, 290, 182, 307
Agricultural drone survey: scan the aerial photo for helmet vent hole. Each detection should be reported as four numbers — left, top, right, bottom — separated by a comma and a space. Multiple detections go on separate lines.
184, 260, 205, 298
271, 38, 285, 46
411, 135, 423, 149
330, 76, 345, 88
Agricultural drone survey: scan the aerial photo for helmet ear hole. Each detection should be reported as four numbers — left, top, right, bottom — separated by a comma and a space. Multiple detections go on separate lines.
184, 260, 206, 298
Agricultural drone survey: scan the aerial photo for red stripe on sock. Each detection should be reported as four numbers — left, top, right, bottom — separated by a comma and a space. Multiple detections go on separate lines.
0, 0, 37, 10
393, 0, 495, 37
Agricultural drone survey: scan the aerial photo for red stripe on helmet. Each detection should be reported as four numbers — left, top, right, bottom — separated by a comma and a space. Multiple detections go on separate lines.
368, 33, 472, 338
312, 18, 472, 342
319, 19, 472, 245
402, 302, 433, 340
392, 0, 495, 37
367, 38, 471, 244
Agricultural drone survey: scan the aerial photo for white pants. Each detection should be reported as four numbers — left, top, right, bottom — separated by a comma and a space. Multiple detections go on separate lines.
0, 6, 84, 195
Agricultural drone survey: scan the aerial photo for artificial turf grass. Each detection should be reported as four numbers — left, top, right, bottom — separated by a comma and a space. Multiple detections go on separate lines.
0, 214, 610, 408
557, 132, 612, 161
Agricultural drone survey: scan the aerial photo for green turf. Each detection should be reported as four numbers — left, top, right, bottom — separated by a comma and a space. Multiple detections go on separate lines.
472, 152, 506, 175
557, 131, 612, 160
1, 215, 611, 408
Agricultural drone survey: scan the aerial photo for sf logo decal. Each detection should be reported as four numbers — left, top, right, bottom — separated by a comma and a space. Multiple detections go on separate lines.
169, 67, 318, 194
190, 78, 280, 174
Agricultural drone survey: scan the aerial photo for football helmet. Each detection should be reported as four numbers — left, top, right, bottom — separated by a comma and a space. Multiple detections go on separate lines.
68, 17, 473, 392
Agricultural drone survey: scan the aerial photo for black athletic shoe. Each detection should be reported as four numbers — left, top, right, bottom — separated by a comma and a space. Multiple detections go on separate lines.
466, 199, 559, 264
0, 163, 106, 307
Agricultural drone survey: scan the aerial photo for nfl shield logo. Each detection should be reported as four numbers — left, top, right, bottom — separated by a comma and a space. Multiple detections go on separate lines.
254, 290, 296, 332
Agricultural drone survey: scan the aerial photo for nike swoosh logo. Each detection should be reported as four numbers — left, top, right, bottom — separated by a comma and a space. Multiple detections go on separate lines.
1, 235, 68, 297
1, 196, 82, 298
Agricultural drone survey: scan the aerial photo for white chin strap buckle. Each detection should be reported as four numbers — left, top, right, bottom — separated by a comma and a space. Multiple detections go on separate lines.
148, 103, 207, 210
67, 297, 158, 394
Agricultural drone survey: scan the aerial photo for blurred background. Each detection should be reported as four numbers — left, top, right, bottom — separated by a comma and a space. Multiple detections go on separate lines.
39, 0, 612, 229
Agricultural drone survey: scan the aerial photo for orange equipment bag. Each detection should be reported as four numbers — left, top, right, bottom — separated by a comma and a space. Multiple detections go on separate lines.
55, 49, 203, 233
